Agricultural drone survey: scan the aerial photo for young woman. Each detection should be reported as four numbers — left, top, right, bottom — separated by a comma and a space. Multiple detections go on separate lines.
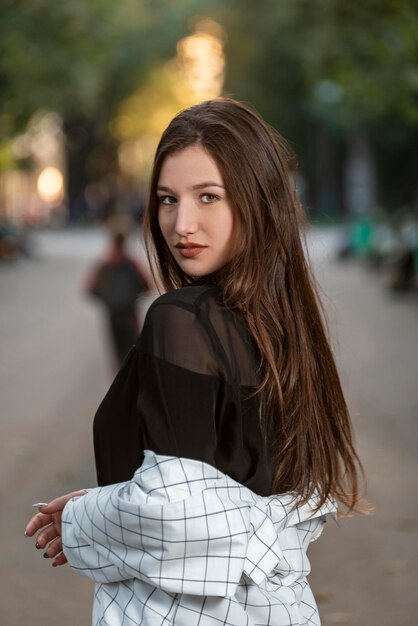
25, 98, 363, 626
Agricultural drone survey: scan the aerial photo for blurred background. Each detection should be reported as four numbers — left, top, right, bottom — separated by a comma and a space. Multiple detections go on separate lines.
0, 1, 417, 624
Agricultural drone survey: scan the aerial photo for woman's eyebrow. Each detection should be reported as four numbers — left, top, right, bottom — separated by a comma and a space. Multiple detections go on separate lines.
192, 182, 225, 190
157, 182, 225, 192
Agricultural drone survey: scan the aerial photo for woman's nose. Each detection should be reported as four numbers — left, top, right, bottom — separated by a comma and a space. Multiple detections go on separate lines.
174, 202, 198, 236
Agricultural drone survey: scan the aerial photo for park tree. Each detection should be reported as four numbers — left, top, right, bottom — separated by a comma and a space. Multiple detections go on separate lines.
0, 0, 204, 218
215, 0, 418, 213
1, 0, 417, 219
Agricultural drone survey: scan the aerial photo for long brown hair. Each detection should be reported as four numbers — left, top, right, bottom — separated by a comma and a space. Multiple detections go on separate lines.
144, 97, 363, 512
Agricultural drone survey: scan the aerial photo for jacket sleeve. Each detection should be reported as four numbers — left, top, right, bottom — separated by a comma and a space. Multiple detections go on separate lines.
61, 487, 129, 584
61, 452, 336, 596
61, 455, 252, 595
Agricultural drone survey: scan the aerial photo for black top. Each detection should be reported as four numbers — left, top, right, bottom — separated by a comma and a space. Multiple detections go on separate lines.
93, 284, 276, 496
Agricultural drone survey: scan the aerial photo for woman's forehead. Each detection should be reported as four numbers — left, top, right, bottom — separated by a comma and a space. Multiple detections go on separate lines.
158, 146, 224, 187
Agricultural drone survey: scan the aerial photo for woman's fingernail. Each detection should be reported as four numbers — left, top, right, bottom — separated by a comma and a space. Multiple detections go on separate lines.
52, 562, 57, 567
43, 552, 49, 559
32, 503, 48, 508
35, 542, 41, 549
24, 531, 28, 537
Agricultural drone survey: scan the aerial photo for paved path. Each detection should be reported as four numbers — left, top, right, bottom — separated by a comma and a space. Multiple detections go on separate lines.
0, 227, 416, 625
307, 230, 418, 625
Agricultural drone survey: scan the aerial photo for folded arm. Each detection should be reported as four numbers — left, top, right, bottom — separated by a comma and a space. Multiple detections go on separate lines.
61, 452, 336, 595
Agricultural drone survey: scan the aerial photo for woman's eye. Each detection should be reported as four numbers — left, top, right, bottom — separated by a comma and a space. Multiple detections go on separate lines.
158, 195, 177, 205
201, 193, 218, 204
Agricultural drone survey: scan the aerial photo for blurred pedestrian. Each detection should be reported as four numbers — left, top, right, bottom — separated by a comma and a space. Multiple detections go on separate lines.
26, 98, 364, 626
85, 231, 151, 366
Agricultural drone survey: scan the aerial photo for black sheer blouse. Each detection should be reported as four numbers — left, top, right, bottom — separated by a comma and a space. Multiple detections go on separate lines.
93, 284, 276, 496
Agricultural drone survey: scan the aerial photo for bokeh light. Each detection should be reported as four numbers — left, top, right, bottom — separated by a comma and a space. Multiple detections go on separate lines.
36, 166, 64, 204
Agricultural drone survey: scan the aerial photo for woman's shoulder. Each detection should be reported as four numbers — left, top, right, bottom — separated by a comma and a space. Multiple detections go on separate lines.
138, 285, 226, 372
148, 284, 221, 316
139, 284, 258, 383
139, 284, 229, 356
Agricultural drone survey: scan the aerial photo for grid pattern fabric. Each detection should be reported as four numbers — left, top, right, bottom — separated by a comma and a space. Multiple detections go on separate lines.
62, 451, 336, 625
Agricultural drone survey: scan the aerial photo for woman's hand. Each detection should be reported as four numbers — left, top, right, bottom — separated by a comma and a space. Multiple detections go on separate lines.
25, 490, 88, 567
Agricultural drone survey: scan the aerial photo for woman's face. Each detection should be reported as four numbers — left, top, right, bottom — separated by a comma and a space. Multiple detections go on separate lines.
157, 145, 236, 278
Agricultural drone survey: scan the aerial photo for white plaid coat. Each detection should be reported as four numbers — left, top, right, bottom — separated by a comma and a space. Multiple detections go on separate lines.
62, 450, 336, 626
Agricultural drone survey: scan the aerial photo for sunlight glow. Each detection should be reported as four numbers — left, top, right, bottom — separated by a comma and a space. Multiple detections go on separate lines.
37, 166, 64, 203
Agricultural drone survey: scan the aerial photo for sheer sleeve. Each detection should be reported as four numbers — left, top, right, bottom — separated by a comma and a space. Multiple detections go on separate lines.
135, 296, 225, 466
94, 347, 145, 486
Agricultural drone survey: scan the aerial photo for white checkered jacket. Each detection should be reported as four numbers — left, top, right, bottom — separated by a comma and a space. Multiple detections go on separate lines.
62, 450, 336, 626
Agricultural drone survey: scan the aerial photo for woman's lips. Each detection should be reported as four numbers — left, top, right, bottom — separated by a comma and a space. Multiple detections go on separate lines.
175, 244, 207, 258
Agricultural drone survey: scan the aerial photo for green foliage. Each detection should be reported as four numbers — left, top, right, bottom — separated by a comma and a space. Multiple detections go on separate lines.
0, 0, 196, 135
211, 0, 418, 209
216, 0, 418, 131
3, 0, 416, 139
1, 1, 113, 131
1, 0, 416, 209
0, 140, 15, 172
